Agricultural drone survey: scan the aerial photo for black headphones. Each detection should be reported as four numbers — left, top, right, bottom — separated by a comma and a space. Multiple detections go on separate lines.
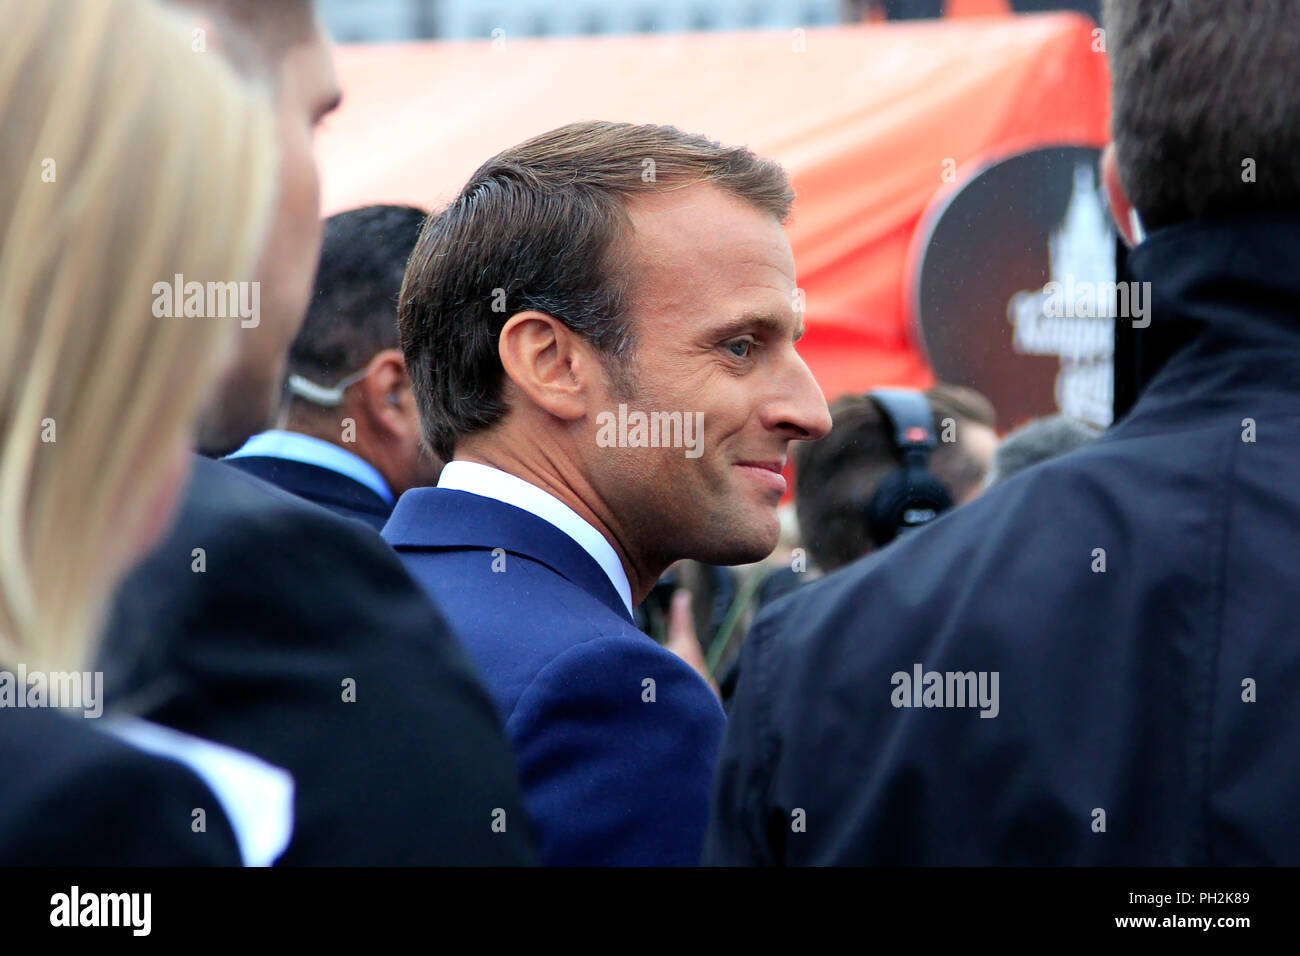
863, 388, 953, 547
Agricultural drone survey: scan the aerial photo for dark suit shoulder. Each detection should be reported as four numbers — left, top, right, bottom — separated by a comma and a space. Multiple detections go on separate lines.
100, 457, 418, 705
505, 629, 724, 866
401, 548, 641, 716
0, 708, 240, 865
712, 426, 1231, 865
186, 455, 389, 544
396, 533, 721, 865
511, 627, 724, 734
99, 456, 537, 865
223, 455, 391, 532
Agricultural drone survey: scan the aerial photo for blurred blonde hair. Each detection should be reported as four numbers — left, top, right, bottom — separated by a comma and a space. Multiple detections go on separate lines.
0, 0, 276, 671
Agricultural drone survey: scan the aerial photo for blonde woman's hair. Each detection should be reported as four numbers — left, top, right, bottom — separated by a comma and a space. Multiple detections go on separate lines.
0, 0, 277, 672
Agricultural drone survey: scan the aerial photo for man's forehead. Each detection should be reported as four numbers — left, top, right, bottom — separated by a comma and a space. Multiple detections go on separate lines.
621, 186, 794, 299
625, 182, 782, 234
626, 183, 789, 260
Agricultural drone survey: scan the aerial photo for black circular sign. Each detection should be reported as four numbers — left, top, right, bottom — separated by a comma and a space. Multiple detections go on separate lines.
909, 145, 1116, 430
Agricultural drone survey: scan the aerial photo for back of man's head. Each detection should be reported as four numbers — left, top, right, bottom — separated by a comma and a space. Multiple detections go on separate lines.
1105, 0, 1300, 230
281, 204, 443, 494
794, 384, 997, 572
984, 414, 1101, 489
288, 204, 428, 395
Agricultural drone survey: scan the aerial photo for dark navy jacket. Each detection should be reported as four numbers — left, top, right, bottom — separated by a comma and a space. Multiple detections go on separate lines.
99, 457, 537, 866
0, 707, 241, 865
384, 488, 726, 866
226, 455, 391, 532
706, 213, 1300, 865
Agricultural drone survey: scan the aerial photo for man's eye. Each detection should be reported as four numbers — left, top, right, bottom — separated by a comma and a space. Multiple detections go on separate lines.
726, 339, 754, 358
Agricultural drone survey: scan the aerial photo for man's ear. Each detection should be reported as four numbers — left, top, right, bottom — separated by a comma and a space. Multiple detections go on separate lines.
1102, 143, 1144, 248
498, 311, 590, 422
357, 349, 413, 436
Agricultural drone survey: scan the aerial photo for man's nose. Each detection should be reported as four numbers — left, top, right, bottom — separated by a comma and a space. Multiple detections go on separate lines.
763, 351, 831, 440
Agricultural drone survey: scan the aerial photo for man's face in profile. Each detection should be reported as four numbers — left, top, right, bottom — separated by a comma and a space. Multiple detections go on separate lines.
197, 12, 341, 455
584, 183, 831, 568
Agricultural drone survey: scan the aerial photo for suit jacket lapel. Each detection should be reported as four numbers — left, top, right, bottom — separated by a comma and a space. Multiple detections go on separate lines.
383, 488, 633, 624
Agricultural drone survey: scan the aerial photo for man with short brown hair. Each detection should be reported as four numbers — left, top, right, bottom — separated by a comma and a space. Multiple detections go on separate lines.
389, 120, 831, 864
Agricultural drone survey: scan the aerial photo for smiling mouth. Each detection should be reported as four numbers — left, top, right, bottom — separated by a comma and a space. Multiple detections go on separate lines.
735, 461, 787, 495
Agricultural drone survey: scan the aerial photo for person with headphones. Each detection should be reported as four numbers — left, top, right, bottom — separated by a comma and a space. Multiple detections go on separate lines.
792, 383, 998, 574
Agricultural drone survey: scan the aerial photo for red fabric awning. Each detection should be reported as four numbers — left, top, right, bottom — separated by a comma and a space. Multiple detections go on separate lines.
319, 14, 1109, 400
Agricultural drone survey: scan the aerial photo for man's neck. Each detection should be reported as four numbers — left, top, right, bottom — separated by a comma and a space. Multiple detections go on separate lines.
286, 414, 400, 498
453, 445, 662, 606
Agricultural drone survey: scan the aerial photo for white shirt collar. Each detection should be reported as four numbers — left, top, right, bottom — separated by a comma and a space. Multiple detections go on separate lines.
437, 460, 634, 616
225, 430, 394, 505
102, 717, 294, 867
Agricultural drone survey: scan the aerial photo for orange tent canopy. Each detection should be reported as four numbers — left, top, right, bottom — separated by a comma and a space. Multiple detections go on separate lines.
319, 13, 1109, 400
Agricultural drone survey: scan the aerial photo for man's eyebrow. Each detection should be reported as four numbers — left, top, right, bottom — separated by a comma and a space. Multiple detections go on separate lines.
708, 312, 805, 342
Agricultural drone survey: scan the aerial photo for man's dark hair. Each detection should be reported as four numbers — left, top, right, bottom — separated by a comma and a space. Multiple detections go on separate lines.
794, 384, 996, 572
398, 120, 795, 463
1105, 0, 1300, 230
984, 414, 1100, 489
286, 204, 428, 397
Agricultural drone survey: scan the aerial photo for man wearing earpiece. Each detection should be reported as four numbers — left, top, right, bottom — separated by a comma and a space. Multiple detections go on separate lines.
791, 385, 997, 574
226, 205, 444, 531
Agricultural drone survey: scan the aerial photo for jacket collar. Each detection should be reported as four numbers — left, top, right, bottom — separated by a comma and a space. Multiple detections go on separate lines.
225, 430, 394, 504
226, 456, 391, 519
1125, 211, 1300, 405
382, 488, 634, 624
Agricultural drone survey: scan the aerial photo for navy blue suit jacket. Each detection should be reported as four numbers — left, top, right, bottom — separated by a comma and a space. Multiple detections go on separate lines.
384, 488, 726, 865
225, 455, 391, 532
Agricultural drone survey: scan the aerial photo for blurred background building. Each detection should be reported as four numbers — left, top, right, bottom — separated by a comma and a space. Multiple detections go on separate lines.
321, 0, 837, 42
318, 0, 1100, 44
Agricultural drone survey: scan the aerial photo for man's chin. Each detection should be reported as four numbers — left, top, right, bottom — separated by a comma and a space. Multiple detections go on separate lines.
694, 512, 781, 567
